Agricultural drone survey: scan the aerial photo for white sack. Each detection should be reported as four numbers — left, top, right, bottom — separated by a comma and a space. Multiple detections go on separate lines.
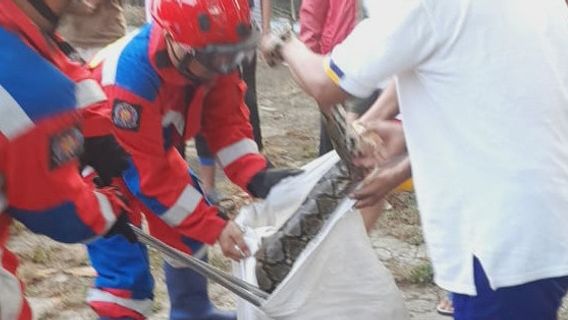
234, 152, 409, 320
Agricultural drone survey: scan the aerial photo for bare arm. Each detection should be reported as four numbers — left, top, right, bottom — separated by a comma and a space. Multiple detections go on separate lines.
352, 155, 412, 208
359, 80, 399, 122
351, 81, 411, 208
279, 36, 350, 112
260, 0, 272, 34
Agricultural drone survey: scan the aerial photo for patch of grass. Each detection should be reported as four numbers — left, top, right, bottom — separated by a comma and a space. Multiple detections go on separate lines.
383, 260, 409, 283
152, 300, 164, 313
209, 247, 231, 272
382, 205, 421, 227
407, 261, 434, 286
301, 145, 319, 160
378, 192, 425, 245
30, 246, 51, 264
405, 231, 424, 246
9, 221, 27, 235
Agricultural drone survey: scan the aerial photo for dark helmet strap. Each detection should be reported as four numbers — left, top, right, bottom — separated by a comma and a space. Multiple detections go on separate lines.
28, 0, 59, 25
165, 34, 205, 83
177, 52, 205, 84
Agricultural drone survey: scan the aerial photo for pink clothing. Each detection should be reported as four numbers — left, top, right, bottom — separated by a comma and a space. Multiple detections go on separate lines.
299, 0, 357, 54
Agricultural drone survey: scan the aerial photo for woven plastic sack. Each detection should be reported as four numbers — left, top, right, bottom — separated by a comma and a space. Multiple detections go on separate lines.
233, 152, 409, 320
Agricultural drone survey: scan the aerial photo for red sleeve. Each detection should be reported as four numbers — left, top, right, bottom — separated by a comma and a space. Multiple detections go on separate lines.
81, 101, 114, 138
320, 0, 358, 54
2, 113, 120, 243
299, 0, 330, 53
109, 86, 226, 244
200, 73, 268, 191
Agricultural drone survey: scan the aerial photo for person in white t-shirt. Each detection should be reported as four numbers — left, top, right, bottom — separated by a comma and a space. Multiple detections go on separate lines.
262, 0, 568, 318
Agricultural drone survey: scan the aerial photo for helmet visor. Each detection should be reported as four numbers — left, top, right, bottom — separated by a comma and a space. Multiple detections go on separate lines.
192, 27, 260, 74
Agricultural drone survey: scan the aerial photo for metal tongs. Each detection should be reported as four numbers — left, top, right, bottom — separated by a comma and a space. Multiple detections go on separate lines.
129, 224, 269, 307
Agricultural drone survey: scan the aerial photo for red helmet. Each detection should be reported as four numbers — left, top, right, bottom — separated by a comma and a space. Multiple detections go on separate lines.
151, 0, 258, 74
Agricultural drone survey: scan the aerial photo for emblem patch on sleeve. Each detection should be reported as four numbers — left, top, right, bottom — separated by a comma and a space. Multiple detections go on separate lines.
49, 126, 84, 170
112, 100, 141, 131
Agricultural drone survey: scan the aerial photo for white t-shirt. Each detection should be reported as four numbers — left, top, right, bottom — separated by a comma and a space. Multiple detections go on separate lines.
328, 0, 568, 295
362, 0, 379, 18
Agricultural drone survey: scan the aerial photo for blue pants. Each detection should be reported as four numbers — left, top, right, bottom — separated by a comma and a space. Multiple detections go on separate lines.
452, 258, 568, 320
87, 170, 222, 319
87, 236, 155, 319
87, 235, 216, 319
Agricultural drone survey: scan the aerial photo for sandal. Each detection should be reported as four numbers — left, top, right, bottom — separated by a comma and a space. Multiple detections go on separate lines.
436, 296, 454, 316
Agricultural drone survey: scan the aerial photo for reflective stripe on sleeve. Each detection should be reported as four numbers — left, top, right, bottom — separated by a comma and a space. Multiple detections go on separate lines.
99, 33, 137, 86
0, 249, 24, 320
94, 191, 118, 233
161, 110, 185, 135
75, 79, 107, 109
0, 85, 34, 140
87, 288, 153, 316
81, 166, 96, 177
101, 49, 120, 86
160, 185, 203, 227
216, 138, 259, 168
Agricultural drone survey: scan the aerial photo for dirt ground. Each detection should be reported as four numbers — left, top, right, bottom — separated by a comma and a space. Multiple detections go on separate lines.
9, 10, 568, 319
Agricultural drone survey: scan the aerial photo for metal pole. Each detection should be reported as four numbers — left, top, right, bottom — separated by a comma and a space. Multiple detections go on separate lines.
129, 224, 269, 307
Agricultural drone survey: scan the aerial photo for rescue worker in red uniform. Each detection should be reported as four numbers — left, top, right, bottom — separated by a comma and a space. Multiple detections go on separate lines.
0, 0, 135, 319
85, 0, 301, 319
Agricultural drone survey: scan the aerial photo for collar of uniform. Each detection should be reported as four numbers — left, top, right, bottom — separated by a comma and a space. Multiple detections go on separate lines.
147, 24, 198, 87
0, 0, 88, 79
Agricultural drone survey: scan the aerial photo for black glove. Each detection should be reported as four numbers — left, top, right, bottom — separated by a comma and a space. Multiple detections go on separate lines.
81, 135, 130, 186
247, 167, 303, 199
105, 212, 138, 243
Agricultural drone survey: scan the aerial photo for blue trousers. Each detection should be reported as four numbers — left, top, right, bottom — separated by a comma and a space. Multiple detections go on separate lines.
453, 258, 568, 320
88, 235, 217, 319
87, 170, 221, 319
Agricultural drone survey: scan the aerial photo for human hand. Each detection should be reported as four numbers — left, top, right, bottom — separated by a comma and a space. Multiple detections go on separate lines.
259, 33, 285, 67
351, 119, 406, 171
351, 155, 411, 208
259, 33, 279, 66
218, 221, 251, 261
259, 23, 293, 67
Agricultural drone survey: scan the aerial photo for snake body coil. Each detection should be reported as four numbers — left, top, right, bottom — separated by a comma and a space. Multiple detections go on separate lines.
255, 106, 364, 293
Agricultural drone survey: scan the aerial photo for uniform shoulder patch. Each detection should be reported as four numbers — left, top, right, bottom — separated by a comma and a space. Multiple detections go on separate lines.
112, 100, 141, 131
49, 125, 84, 170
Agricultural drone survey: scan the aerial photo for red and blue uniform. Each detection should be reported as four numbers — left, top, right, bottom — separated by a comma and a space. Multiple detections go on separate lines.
0, 1, 125, 319
86, 23, 268, 319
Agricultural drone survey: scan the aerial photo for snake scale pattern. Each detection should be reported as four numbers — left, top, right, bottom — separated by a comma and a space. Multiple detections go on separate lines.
255, 105, 364, 293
